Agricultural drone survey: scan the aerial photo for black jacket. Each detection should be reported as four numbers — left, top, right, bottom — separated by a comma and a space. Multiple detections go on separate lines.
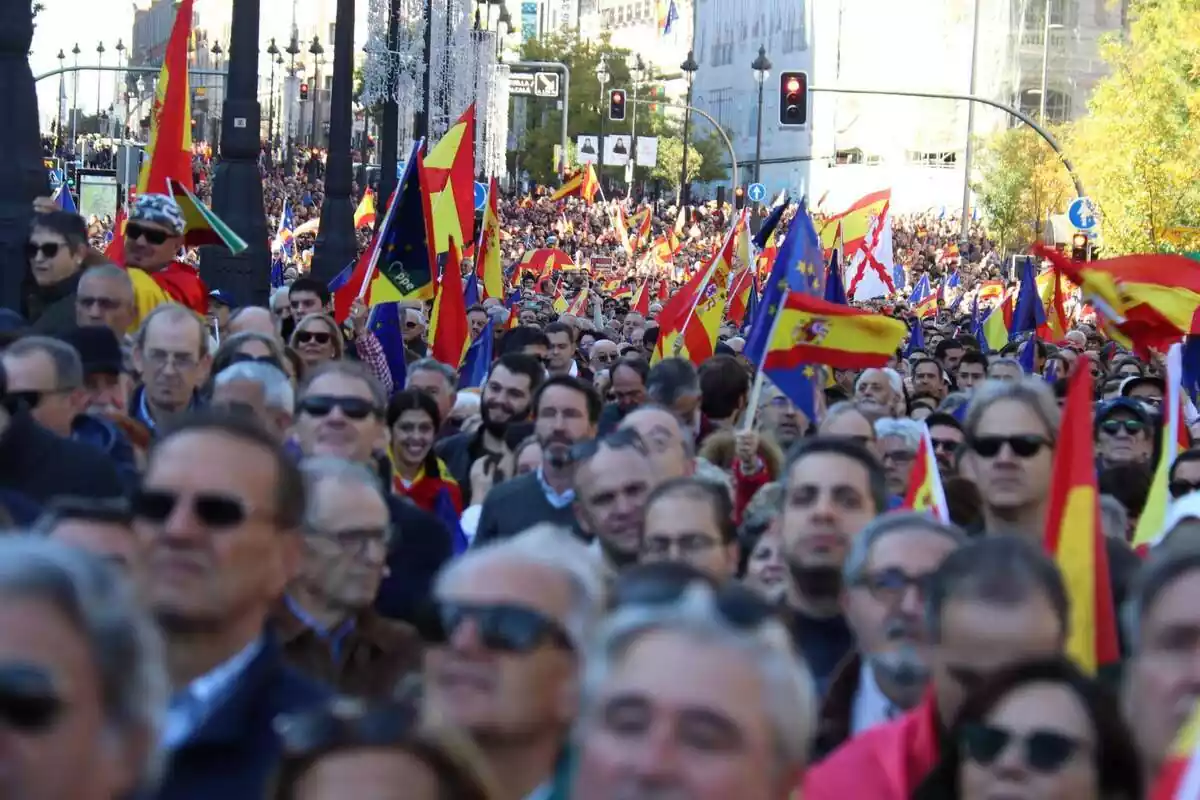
374, 495, 454, 625
435, 428, 488, 506
24, 272, 80, 337
472, 472, 582, 546
0, 410, 125, 503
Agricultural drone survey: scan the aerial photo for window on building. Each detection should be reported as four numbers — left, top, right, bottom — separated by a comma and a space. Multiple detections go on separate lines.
1021, 0, 1075, 31
781, 4, 807, 53
1018, 87, 1071, 122
836, 149, 864, 165
905, 151, 958, 167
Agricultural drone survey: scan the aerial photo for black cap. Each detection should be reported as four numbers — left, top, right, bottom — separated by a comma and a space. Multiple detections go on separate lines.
59, 326, 123, 376
1095, 397, 1152, 429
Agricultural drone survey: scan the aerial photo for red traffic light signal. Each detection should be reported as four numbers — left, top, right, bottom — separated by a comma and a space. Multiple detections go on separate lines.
609, 89, 627, 121
299, 82, 310, 101
1071, 232, 1089, 262
779, 71, 808, 126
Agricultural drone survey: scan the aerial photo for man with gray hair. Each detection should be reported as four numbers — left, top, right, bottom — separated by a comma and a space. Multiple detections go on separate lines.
423, 524, 607, 800
874, 418, 924, 500
855, 367, 903, 419
815, 511, 966, 759
406, 357, 458, 426
571, 581, 816, 800
211, 361, 295, 441
0, 536, 167, 798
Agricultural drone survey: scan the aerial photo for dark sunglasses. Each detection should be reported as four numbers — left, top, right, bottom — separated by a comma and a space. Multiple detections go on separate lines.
967, 435, 1051, 459
960, 721, 1085, 773
1099, 418, 1145, 437
229, 352, 283, 370
852, 567, 936, 604
25, 242, 63, 260
0, 664, 64, 734
613, 576, 779, 630
125, 222, 172, 245
76, 295, 122, 311
1169, 479, 1200, 499
930, 438, 960, 453
297, 395, 381, 420
2, 390, 48, 413
418, 601, 574, 654
295, 330, 333, 345
276, 699, 419, 759
131, 487, 251, 528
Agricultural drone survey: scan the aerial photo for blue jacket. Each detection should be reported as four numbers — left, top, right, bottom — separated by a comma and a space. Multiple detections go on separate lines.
144, 633, 331, 800
72, 414, 139, 492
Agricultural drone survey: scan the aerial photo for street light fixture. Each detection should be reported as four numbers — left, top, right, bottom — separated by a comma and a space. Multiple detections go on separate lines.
70, 43, 81, 146
95, 41, 105, 132
308, 35, 324, 147
596, 54, 610, 182
679, 49, 699, 208
267, 38, 280, 153
751, 44, 772, 186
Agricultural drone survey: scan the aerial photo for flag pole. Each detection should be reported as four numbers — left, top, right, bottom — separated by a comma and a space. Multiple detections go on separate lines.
670, 209, 743, 357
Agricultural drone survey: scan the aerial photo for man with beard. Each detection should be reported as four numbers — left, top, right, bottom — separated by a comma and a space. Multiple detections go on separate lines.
436, 353, 544, 505
776, 437, 887, 691
813, 512, 965, 759
572, 429, 658, 569
474, 376, 601, 545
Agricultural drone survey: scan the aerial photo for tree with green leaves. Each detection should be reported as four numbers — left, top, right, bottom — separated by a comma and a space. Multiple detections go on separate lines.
973, 126, 1073, 254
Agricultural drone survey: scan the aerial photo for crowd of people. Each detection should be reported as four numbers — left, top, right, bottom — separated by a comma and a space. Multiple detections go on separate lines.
4, 142, 1193, 800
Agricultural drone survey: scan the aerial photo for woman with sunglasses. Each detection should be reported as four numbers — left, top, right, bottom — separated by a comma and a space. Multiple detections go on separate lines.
915, 657, 1140, 800
23, 211, 90, 336
387, 390, 464, 516
290, 313, 345, 368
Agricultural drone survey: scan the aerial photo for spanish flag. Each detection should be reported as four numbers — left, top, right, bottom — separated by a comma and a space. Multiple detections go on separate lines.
137, 0, 194, 196
1149, 702, 1200, 799
726, 267, 756, 327
475, 177, 504, 300
1043, 363, 1119, 675
429, 240, 470, 369
818, 189, 890, 253
612, 205, 633, 254
1036, 268, 1070, 340
976, 279, 1005, 307
353, 190, 377, 229
631, 280, 651, 317
1036, 244, 1200, 355
653, 211, 741, 364
902, 427, 950, 523
551, 281, 569, 315
549, 164, 599, 205
630, 206, 653, 251
756, 292, 908, 371
566, 287, 589, 316
423, 105, 476, 255
1133, 343, 1191, 553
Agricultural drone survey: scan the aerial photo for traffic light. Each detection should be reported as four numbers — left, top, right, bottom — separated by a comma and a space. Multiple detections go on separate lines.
779, 71, 808, 126
1071, 232, 1089, 262
608, 89, 626, 121
734, 186, 745, 210
299, 82, 309, 101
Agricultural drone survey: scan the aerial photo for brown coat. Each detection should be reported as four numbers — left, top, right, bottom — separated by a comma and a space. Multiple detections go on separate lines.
276, 600, 423, 700
813, 651, 862, 763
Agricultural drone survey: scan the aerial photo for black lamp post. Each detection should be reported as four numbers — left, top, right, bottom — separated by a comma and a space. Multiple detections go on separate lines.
0, 0, 47, 311
378, 0, 402, 217
751, 44, 771, 186
95, 41, 105, 131
285, 34, 300, 173
679, 49, 698, 208
311, 0, 357, 283
266, 38, 279, 157
55, 49, 65, 146
210, 41, 224, 148
307, 36, 323, 147
199, 0, 269, 306
70, 43, 80, 146
596, 54, 609, 189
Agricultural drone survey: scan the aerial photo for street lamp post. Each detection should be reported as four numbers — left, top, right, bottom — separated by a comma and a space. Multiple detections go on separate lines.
1038, 0, 1064, 122
496, 4, 512, 60
751, 45, 771, 186
95, 42, 105, 133
629, 54, 644, 195
200, 0, 270, 306
0, 0, 48, 311
211, 41, 224, 148
285, 35, 300, 173
55, 49, 65, 147
378, 0, 402, 215
308, 36, 324, 148
114, 39, 125, 138
679, 49, 698, 208
312, 0, 358, 283
70, 43, 80, 147
273, 52, 284, 148
267, 38, 280, 158
596, 54, 609, 191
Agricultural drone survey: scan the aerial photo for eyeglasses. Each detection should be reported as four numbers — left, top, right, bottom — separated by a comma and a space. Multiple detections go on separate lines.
568, 427, 647, 463
593, 352, 619, 364
1099, 419, 1146, 437
852, 567, 935, 604
960, 721, 1086, 774
418, 601, 574, 654
76, 295, 123, 311
26, 242, 63, 260
881, 449, 916, 466
297, 395, 382, 420
295, 330, 333, 345
125, 222, 172, 245
131, 487, 253, 528
229, 352, 283, 370
143, 349, 199, 370
312, 526, 389, 558
0, 664, 64, 734
966, 435, 1051, 459
276, 698, 419, 759
642, 534, 720, 558
1169, 479, 1200, 499
930, 438, 960, 454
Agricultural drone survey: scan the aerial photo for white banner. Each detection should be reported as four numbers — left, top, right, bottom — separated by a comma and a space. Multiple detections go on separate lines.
604, 134, 631, 166
635, 136, 658, 167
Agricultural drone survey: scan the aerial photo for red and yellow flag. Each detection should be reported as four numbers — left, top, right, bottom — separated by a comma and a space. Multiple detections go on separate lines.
1133, 343, 1190, 553
353, 190, 377, 229
475, 177, 504, 300
429, 240, 470, 369
566, 287, 590, 316
902, 428, 950, 523
631, 280, 651, 317
653, 212, 740, 364
424, 105, 477, 255
1150, 702, 1200, 800
630, 206, 653, 251
817, 189, 890, 253
726, 267, 756, 327
976, 280, 1005, 307
549, 165, 599, 205
1043, 364, 1120, 675
758, 291, 908, 371
137, 0, 194, 195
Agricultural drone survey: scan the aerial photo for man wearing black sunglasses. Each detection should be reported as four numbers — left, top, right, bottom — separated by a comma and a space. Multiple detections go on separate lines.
132, 411, 331, 797
1094, 397, 1154, 469
25, 210, 90, 337
122, 193, 209, 317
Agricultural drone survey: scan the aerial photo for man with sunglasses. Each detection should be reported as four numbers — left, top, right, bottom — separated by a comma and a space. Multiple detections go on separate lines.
423, 524, 606, 800
132, 411, 330, 798
1167, 448, 1200, 503
122, 194, 209, 317
805, 536, 1068, 799
924, 412, 965, 478
1094, 397, 1155, 469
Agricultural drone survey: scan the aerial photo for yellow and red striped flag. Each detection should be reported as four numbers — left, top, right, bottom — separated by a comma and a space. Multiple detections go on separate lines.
901, 427, 950, 523
726, 267, 756, 327
1150, 703, 1200, 799
631, 280, 651, 317
566, 287, 590, 316
353, 189, 377, 229
137, 0, 194, 196
549, 164, 599, 204
475, 177, 504, 300
424, 105, 477, 255
1133, 343, 1190, 553
429, 240, 470, 369
1043, 363, 1120, 675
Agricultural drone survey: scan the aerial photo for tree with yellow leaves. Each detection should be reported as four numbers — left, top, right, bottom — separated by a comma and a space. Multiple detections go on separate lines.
973, 126, 1074, 254
1070, 0, 1200, 255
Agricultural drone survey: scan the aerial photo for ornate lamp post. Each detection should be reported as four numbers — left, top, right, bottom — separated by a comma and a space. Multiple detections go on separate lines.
751, 44, 771, 185
679, 49, 698, 208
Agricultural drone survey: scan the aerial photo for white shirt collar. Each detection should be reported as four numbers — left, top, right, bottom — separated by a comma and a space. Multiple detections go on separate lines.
187, 637, 263, 707
850, 662, 898, 736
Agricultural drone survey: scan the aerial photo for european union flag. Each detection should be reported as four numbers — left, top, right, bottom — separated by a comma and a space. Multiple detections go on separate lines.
1183, 336, 1200, 403
824, 249, 847, 306
463, 272, 480, 307
327, 259, 356, 294
743, 274, 760, 331
1010, 256, 1045, 339
905, 318, 926, 358
752, 197, 789, 250
892, 262, 906, 291
53, 185, 77, 214
460, 321, 494, 389
434, 486, 469, 556
375, 140, 434, 298
909, 275, 932, 306
368, 301, 408, 394
970, 293, 985, 347
1019, 335, 1037, 374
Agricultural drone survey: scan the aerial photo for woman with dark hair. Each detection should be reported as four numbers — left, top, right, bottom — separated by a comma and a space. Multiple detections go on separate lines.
211, 331, 287, 375
388, 389, 463, 515
916, 656, 1141, 800
24, 210, 91, 335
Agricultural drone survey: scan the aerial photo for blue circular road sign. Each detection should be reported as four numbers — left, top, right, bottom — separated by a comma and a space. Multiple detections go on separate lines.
747, 182, 767, 203
1067, 197, 1098, 230
474, 181, 488, 211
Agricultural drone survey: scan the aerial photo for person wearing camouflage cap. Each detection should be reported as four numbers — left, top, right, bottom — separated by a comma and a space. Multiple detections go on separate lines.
121, 194, 209, 319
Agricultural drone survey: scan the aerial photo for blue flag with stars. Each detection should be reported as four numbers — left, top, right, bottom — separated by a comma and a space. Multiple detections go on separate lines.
368, 302, 407, 394
752, 197, 789, 250
463, 272, 480, 307
460, 321, 494, 389
905, 318, 926, 358
824, 249, 847, 305
374, 140, 434, 299
1010, 256, 1046, 339
970, 292, 986, 350
434, 486, 469, 556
